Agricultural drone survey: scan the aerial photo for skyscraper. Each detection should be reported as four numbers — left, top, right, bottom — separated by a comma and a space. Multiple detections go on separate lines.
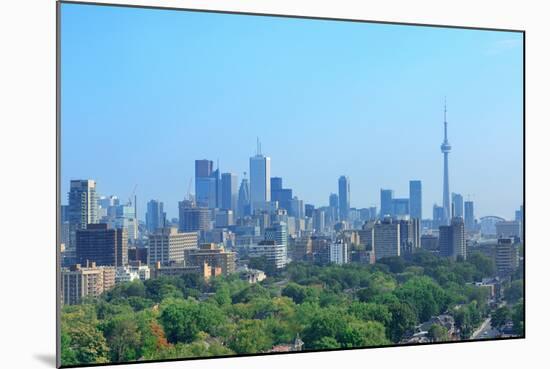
76, 223, 128, 267
237, 175, 250, 218
495, 238, 519, 275
329, 193, 339, 223
440, 101, 452, 225
409, 180, 422, 220
313, 208, 326, 234
178, 201, 210, 233
432, 204, 445, 229
438, 216, 466, 260
373, 217, 400, 260
451, 193, 464, 218
304, 204, 315, 218
338, 176, 350, 221
146, 200, 166, 233
380, 189, 394, 218
290, 197, 304, 219
271, 177, 293, 212
392, 198, 410, 217
68, 179, 99, 249
399, 218, 420, 255
329, 240, 349, 265
249, 140, 271, 213
195, 159, 217, 208
221, 172, 238, 212
195, 159, 213, 178
464, 200, 475, 231
148, 227, 198, 266
270, 177, 283, 193
265, 221, 288, 251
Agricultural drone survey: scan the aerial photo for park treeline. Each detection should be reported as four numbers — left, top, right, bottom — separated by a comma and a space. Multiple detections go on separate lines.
61, 250, 524, 365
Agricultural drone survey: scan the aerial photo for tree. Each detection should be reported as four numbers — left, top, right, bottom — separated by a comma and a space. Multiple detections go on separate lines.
512, 301, 524, 335
356, 272, 396, 302
453, 301, 481, 338
428, 324, 448, 342
301, 307, 347, 348
149, 341, 233, 360
378, 256, 407, 274
134, 311, 170, 359
505, 280, 524, 303
348, 302, 391, 327
227, 319, 273, 354
249, 256, 278, 276
282, 282, 309, 304
159, 299, 226, 344
387, 302, 417, 342
492, 306, 511, 329
103, 315, 141, 362
159, 299, 200, 343
312, 336, 340, 349
467, 251, 496, 278
339, 320, 390, 347
395, 276, 448, 322
61, 305, 110, 365
232, 283, 271, 304
60, 330, 77, 366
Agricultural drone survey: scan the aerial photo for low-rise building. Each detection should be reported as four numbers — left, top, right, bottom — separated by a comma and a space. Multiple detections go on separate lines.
495, 238, 519, 275
185, 243, 236, 276
61, 262, 116, 305
248, 240, 287, 269
148, 227, 198, 266
150, 260, 218, 280
242, 269, 266, 284
115, 262, 151, 283
329, 240, 349, 265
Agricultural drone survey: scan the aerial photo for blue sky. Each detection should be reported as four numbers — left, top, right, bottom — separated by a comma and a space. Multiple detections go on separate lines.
60, 3, 523, 220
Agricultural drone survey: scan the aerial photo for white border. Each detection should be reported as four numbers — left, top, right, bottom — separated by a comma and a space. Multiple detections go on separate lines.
1, 1, 548, 368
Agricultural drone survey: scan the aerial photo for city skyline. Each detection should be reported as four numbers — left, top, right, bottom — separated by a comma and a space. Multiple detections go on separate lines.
61, 4, 523, 221
57, 4, 525, 366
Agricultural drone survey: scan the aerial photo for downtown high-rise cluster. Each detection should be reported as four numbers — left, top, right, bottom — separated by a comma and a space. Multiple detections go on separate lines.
59, 104, 523, 306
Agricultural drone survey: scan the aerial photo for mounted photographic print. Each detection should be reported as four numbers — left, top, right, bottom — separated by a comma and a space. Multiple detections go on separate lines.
57, 1, 525, 367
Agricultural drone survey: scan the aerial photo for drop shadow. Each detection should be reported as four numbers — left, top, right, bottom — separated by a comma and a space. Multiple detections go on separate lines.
34, 353, 57, 367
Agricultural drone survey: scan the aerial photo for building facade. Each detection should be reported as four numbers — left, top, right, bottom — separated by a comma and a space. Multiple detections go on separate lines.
409, 180, 422, 220
249, 142, 271, 213
249, 240, 287, 269
438, 217, 466, 260
148, 227, 198, 265
380, 189, 394, 218
338, 176, 350, 221
61, 262, 116, 305
178, 203, 210, 232
67, 179, 99, 249
76, 223, 128, 267
373, 218, 400, 260
221, 172, 238, 212
185, 243, 237, 276
146, 199, 166, 233
495, 237, 519, 275
464, 201, 475, 231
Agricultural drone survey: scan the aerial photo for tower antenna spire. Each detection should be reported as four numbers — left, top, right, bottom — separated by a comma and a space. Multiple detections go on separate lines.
440, 96, 452, 225
256, 137, 262, 156
444, 96, 448, 141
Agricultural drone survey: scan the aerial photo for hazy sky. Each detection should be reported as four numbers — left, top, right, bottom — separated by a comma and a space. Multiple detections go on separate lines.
60, 3, 523, 221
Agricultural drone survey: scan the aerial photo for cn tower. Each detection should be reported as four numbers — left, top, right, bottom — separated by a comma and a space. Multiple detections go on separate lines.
440, 99, 452, 225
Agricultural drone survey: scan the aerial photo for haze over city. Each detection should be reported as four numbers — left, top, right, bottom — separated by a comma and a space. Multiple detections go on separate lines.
60, 3, 523, 220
